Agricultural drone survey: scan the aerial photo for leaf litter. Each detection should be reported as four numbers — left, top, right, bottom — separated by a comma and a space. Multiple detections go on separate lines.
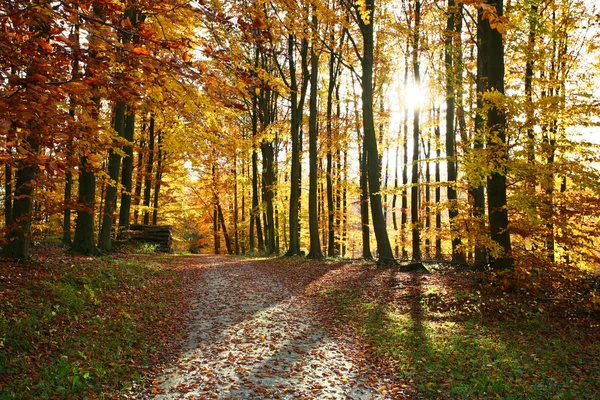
142, 255, 405, 399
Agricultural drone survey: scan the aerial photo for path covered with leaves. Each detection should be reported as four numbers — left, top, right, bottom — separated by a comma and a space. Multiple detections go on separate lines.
146, 256, 401, 399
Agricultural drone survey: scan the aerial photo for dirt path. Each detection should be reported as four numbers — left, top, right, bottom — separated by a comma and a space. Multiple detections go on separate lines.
147, 255, 393, 399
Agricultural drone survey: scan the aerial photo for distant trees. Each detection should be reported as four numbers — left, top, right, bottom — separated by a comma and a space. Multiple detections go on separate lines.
2, 0, 599, 273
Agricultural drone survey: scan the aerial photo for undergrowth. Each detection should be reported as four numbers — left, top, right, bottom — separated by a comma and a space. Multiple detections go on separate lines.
0, 252, 180, 399
316, 266, 600, 399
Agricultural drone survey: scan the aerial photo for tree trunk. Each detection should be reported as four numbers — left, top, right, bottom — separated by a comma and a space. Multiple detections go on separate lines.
143, 115, 154, 225
72, 155, 97, 255
434, 106, 442, 259
479, 1, 513, 270
359, 0, 395, 264
118, 108, 135, 229
401, 39, 410, 259
445, 0, 465, 263
307, 12, 323, 260
284, 34, 308, 257
4, 163, 12, 227
1, 139, 40, 260
152, 130, 162, 225
98, 102, 125, 252
133, 118, 146, 224
411, 0, 422, 261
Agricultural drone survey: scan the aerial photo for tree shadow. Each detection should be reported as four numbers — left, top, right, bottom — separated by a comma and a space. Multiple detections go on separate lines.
150, 255, 393, 399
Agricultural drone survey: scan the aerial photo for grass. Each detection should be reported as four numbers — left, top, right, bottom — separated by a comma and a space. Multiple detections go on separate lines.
0, 251, 181, 399
317, 269, 600, 399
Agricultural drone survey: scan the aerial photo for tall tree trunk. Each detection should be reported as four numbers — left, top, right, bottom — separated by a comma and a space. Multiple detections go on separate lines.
63, 25, 80, 245
72, 11, 99, 256
4, 163, 12, 227
473, 7, 488, 264
424, 112, 431, 259
118, 108, 135, 229
1, 139, 40, 259
98, 102, 125, 252
72, 154, 97, 255
392, 127, 400, 257
307, 12, 323, 260
445, 0, 465, 262
213, 204, 220, 254
143, 115, 154, 225
359, 146, 372, 260
479, 1, 513, 270
133, 118, 146, 224
434, 106, 442, 259
326, 39, 337, 257
152, 130, 162, 225
359, 0, 395, 264
401, 39, 410, 259
411, 0, 422, 261
250, 94, 264, 252
233, 157, 240, 254
284, 35, 308, 257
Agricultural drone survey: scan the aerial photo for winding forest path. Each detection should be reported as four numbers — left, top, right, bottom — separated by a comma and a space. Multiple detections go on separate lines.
146, 255, 397, 399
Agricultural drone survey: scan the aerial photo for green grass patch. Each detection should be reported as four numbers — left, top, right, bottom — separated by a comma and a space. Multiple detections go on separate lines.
322, 285, 600, 399
0, 253, 179, 399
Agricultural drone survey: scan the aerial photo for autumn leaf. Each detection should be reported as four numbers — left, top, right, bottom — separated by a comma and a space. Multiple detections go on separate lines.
133, 47, 150, 56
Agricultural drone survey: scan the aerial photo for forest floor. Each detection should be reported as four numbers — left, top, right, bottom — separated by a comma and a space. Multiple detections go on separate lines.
1, 248, 599, 399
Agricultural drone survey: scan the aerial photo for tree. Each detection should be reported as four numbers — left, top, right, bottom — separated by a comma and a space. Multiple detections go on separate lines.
477, 1, 512, 269
350, 0, 396, 264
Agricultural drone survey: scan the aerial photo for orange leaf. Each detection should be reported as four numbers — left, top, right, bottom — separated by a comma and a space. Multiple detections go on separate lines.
133, 47, 150, 56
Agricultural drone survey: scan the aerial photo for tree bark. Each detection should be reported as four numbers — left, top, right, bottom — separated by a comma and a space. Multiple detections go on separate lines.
359, 0, 395, 264
445, 0, 465, 263
307, 12, 323, 260
479, 1, 513, 270
118, 108, 135, 229
411, 0, 422, 261
152, 130, 162, 225
1, 139, 40, 260
143, 115, 154, 225
98, 102, 125, 252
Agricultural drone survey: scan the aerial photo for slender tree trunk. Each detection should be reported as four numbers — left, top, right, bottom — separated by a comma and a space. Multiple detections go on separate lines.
118, 108, 135, 229
152, 131, 162, 225
473, 8, 488, 264
359, 0, 395, 264
424, 114, 431, 259
63, 27, 79, 245
401, 40, 410, 259
434, 106, 442, 259
392, 127, 400, 257
143, 115, 154, 225
326, 40, 337, 257
213, 204, 220, 254
132, 119, 146, 224
307, 12, 323, 259
4, 163, 12, 227
411, 0, 422, 261
445, 0, 465, 262
233, 158, 239, 254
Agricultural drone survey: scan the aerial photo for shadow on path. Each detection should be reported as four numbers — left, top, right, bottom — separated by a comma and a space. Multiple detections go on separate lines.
147, 255, 392, 399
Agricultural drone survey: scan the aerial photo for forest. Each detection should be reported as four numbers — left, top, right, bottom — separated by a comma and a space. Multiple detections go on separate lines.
1, 0, 600, 398
1, 0, 600, 269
